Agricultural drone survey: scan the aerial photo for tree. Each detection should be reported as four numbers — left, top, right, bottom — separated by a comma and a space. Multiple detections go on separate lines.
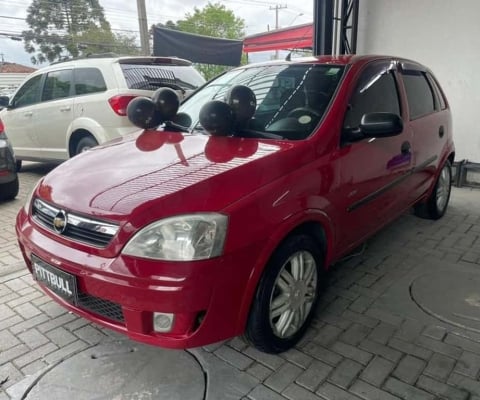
76, 28, 140, 56
23, 0, 138, 64
174, 2, 246, 80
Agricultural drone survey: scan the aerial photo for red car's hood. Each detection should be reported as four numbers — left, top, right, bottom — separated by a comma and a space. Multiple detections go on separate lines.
38, 131, 299, 221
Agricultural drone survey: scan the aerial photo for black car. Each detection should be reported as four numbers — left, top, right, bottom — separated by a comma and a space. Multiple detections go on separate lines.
0, 120, 19, 201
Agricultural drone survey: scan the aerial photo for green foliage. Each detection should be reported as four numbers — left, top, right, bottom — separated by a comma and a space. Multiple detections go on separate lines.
76, 28, 140, 57
23, 0, 139, 64
173, 2, 246, 80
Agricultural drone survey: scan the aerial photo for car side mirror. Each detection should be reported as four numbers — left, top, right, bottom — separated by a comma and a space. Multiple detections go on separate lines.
359, 112, 403, 138
0, 96, 9, 108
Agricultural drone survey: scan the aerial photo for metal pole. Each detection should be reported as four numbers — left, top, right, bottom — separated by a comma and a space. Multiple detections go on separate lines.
270, 4, 287, 59
313, 0, 334, 55
137, 0, 150, 56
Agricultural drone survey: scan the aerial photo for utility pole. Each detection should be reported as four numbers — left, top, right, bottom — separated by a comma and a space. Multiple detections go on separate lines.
269, 4, 287, 59
137, 0, 150, 56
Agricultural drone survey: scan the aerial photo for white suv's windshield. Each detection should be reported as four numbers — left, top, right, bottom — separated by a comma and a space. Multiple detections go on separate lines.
179, 63, 345, 140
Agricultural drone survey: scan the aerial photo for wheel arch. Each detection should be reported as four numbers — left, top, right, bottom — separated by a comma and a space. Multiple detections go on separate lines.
68, 129, 97, 157
235, 212, 334, 334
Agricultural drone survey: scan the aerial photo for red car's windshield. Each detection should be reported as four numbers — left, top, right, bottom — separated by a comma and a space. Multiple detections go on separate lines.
179, 63, 345, 140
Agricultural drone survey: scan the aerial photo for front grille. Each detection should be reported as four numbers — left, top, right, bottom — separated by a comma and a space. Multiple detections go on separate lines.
32, 198, 119, 247
77, 293, 125, 324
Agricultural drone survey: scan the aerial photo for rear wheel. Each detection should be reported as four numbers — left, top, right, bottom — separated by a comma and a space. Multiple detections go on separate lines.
75, 136, 98, 156
414, 160, 452, 220
0, 176, 19, 201
245, 234, 324, 353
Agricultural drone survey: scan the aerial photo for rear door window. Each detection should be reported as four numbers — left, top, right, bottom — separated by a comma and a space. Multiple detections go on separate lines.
402, 71, 436, 119
426, 72, 446, 111
74, 68, 107, 95
42, 70, 73, 101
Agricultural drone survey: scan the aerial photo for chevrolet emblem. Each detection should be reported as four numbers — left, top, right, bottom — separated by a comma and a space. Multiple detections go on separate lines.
53, 210, 68, 234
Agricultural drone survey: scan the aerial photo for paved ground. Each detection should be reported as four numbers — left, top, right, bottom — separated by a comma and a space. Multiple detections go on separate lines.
1, 162, 480, 400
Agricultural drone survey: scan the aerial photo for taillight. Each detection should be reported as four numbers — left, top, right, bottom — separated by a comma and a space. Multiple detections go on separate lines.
0, 118, 5, 138
108, 95, 138, 116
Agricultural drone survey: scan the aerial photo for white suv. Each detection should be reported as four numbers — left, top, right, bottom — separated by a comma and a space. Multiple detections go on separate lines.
0, 55, 205, 168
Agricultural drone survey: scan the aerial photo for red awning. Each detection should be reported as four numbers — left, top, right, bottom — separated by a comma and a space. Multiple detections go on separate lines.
243, 23, 313, 53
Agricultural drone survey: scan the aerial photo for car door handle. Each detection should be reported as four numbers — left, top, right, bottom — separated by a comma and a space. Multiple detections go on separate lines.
23, 111, 33, 117
60, 106, 71, 112
439, 126, 445, 138
401, 141, 411, 155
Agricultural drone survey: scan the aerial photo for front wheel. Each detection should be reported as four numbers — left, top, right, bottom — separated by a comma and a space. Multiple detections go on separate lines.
414, 160, 452, 220
245, 234, 324, 353
75, 136, 98, 156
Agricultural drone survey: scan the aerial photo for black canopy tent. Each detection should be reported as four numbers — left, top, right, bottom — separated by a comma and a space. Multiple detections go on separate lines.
153, 27, 243, 66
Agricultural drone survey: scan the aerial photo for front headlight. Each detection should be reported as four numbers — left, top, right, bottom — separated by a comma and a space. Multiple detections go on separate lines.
24, 180, 41, 214
122, 213, 228, 261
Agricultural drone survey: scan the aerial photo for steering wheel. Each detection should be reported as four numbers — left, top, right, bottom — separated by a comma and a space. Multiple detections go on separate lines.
287, 107, 321, 125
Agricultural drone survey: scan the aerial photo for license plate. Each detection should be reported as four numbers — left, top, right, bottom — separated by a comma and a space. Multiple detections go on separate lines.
32, 255, 78, 303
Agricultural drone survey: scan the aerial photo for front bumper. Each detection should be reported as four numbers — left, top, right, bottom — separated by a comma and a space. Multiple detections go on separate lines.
16, 207, 256, 349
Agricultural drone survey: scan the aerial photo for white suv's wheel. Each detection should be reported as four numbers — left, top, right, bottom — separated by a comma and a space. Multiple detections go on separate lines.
75, 136, 98, 156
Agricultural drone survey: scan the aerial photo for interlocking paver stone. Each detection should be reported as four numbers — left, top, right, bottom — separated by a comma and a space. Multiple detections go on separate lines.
340, 323, 371, 346
301, 342, 343, 366
367, 322, 396, 345
328, 358, 363, 389
448, 372, 480, 397
350, 380, 400, 400
383, 377, 434, 400
360, 356, 395, 386
415, 335, 462, 359
389, 337, 433, 361
331, 341, 372, 366
424, 352, 456, 381
281, 348, 313, 369
283, 383, 323, 400
454, 351, 480, 378
445, 333, 480, 355
264, 362, 302, 393
392, 355, 427, 385
359, 339, 402, 363
422, 325, 447, 341
296, 360, 333, 391
316, 382, 362, 400
418, 375, 470, 400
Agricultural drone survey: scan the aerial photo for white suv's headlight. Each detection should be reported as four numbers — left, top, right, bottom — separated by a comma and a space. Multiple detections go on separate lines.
122, 213, 228, 261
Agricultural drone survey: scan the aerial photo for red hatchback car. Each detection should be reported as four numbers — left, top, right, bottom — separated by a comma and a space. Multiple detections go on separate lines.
16, 55, 454, 353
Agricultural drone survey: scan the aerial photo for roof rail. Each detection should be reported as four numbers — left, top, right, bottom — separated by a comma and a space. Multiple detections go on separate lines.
49, 53, 124, 65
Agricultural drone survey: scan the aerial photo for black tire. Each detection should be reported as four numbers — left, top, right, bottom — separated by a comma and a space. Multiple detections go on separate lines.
0, 176, 19, 201
414, 160, 452, 220
15, 159, 22, 172
245, 234, 324, 353
75, 136, 98, 156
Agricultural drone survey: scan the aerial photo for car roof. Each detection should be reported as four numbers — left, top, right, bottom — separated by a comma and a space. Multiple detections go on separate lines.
242, 54, 427, 70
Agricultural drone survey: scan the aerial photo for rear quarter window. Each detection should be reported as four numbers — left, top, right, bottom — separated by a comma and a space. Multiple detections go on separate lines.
74, 68, 107, 95
402, 71, 436, 120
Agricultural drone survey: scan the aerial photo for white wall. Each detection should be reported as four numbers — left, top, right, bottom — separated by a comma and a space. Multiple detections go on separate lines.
356, 0, 480, 162
0, 73, 29, 95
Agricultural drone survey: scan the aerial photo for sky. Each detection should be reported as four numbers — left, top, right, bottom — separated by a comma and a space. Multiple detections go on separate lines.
0, 0, 314, 67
